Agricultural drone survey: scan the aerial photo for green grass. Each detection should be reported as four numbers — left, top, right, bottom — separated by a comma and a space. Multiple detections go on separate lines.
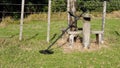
0, 19, 120, 68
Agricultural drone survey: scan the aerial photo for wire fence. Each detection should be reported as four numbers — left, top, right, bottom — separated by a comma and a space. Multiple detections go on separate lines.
0, 3, 47, 40
0, 1, 120, 41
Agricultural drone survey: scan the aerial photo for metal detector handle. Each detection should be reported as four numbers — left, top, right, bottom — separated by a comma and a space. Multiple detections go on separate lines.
68, 11, 76, 18
68, 11, 84, 20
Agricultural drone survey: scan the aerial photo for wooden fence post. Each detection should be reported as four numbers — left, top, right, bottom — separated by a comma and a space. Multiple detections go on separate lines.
47, 0, 51, 43
72, 0, 77, 28
101, 1, 107, 43
83, 13, 91, 49
67, 0, 70, 25
19, 0, 25, 41
70, 0, 77, 31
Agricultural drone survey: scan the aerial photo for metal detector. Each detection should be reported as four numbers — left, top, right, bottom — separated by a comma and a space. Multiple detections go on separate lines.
40, 11, 86, 54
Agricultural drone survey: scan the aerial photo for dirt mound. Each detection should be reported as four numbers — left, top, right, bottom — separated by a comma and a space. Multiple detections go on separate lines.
57, 38, 108, 53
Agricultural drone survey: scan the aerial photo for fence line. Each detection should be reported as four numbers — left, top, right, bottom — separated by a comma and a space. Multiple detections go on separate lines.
0, 1, 120, 40
0, 3, 119, 7
0, 2, 49, 41
0, 11, 42, 13
0, 3, 48, 6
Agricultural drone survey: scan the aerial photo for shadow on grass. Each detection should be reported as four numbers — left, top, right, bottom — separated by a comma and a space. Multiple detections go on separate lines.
115, 31, 120, 36
50, 33, 57, 41
9, 33, 19, 38
0, 33, 19, 38
25, 33, 39, 41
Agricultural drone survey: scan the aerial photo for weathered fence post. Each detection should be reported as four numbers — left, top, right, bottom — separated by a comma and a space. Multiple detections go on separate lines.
67, 0, 70, 25
19, 0, 25, 41
83, 13, 91, 49
69, 0, 77, 31
101, 1, 107, 43
72, 0, 77, 29
47, 0, 51, 43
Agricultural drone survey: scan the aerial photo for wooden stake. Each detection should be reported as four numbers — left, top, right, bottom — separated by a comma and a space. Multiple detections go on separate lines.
67, 0, 70, 25
101, 1, 107, 43
47, 0, 51, 43
19, 0, 25, 41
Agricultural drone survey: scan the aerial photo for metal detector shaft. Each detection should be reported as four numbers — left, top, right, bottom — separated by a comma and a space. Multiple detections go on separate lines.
46, 26, 70, 50
46, 12, 84, 50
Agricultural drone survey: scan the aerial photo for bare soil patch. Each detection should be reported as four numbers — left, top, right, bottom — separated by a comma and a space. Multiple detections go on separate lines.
56, 38, 109, 53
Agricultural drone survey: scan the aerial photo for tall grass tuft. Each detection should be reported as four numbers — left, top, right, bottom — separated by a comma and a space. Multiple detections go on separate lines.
0, 16, 19, 27
24, 12, 48, 23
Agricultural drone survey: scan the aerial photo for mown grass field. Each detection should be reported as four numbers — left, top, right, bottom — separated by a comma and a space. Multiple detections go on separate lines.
0, 18, 120, 68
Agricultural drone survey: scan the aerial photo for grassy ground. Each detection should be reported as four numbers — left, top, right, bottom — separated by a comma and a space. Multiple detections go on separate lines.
0, 19, 120, 68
